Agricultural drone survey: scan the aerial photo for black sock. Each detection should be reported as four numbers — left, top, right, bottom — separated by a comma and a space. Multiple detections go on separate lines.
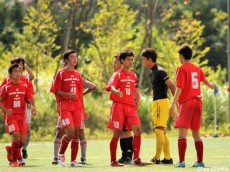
120, 138, 127, 159
126, 136, 133, 159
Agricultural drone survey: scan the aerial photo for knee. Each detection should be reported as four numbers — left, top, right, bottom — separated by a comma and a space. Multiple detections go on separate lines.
56, 128, 65, 138
133, 127, 142, 135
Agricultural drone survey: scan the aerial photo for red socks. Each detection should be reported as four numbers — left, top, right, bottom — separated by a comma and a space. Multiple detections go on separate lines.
71, 137, 79, 162
11, 141, 20, 161
178, 137, 187, 162
132, 135, 141, 160
110, 137, 119, 162
59, 136, 70, 154
195, 140, 203, 163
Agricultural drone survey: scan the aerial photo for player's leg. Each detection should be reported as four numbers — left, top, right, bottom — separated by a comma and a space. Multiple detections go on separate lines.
52, 116, 65, 165
110, 130, 123, 166
107, 102, 124, 166
58, 110, 75, 166
10, 131, 21, 167
151, 127, 164, 164
130, 124, 146, 166
52, 127, 65, 164
118, 126, 128, 163
119, 130, 133, 164
18, 135, 26, 166
79, 129, 87, 164
22, 107, 32, 159
161, 129, 173, 164
190, 98, 204, 167
70, 128, 81, 166
191, 129, 204, 167
175, 127, 187, 167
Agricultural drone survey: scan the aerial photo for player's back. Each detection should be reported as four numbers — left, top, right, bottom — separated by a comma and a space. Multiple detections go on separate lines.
176, 62, 205, 104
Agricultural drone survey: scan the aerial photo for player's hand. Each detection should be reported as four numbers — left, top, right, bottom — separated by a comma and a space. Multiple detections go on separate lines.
169, 104, 175, 117
83, 111, 88, 120
32, 107, 37, 116
5, 109, 13, 115
135, 103, 140, 110
115, 90, 123, 97
68, 92, 77, 99
209, 82, 215, 90
27, 101, 32, 109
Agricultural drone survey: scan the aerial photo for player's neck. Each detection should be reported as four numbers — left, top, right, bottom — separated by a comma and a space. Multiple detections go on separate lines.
183, 60, 191, 64
65, 66, 75, 71
122, 66, 130, 72
11, 79, 20, 84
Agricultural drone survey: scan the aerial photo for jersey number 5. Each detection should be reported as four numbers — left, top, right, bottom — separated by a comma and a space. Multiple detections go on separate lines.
191, 72, 198, 89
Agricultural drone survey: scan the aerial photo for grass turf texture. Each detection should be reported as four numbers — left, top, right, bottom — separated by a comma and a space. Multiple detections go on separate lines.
0, 137, 229, 172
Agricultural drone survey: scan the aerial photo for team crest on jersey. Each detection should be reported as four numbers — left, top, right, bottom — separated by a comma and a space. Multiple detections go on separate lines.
8, 124, 15, 132
113, 121, 119, 129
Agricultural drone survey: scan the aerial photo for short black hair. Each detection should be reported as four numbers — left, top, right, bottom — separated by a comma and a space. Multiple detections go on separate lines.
8, 63, 20, 74
141, 48, 157, 62
119, 50, 134, 61
63, 50, 77, 60
178, 45, 193, 60
10, 56, 25, 70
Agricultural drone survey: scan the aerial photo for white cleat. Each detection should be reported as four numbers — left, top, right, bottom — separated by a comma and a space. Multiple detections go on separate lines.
58, 154, 66, 167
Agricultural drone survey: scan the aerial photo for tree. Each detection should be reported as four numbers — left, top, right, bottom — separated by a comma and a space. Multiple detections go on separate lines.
83, 0, 139, 91
6, 0, 60, 92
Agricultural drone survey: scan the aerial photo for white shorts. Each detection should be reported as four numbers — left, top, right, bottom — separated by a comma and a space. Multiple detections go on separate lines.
56, 114, 85, 129
26, 106, 32, 124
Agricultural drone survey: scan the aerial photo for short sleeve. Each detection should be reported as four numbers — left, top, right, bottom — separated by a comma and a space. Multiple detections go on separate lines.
105, 73, 116, 92
176, 67, 186, 89
157, 70, 169, 82
50, 71, 61, 94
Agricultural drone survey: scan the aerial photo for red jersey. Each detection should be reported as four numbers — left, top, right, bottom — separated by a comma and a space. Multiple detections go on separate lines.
110, 69, 138, 105
176, 62, 205, 104
0, 75, 35, 95
105, 72, 123, 102
0, 81, 32, 113
50, 68, 83, 101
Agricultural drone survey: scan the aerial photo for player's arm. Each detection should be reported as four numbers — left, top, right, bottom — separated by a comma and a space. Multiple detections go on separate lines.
56, 90, 77, 99
134, 88, 141, 109
0, 97, 13, 115
24, 63, 34, 81
165, 79, 176, 96
169, 87, 182, 117
111, 86, 122, 97
202, 78, 215, 90
110, 73, 122, 97
83, 79, 96, 95
31, 95, 36, 115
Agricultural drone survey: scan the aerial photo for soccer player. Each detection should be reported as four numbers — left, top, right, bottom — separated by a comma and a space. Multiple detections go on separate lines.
107, 50, 146, 166
106, 53, 134, 164
0, 56, 36, 164
52, 74, 96, 165
141, 48, 175, 164
50, 50, 86, 167
9, 56, 36, 159
169, 45, 215, 168
0, 63, 32, 167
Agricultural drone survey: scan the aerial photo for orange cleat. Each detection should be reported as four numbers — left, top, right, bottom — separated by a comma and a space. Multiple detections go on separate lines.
111, 160, 124, 167
9, 161, 18, 167
5, 146, 12, 162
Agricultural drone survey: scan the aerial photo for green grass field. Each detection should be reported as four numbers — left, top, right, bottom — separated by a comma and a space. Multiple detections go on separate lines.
0, 137, 229, 172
